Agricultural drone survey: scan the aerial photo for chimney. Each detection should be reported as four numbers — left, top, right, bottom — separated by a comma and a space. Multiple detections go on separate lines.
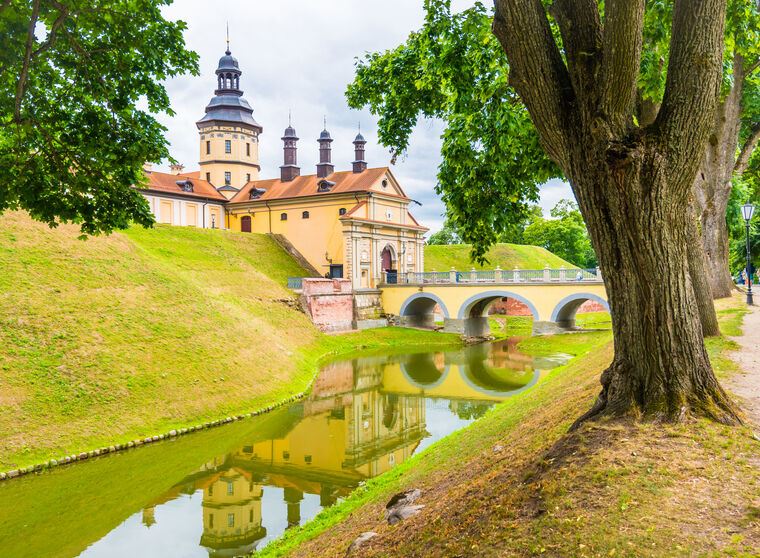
142, 162, 153, 173
316, 121, 334, 178
170, 163, 185, 175
280, 122, 300, 182
352, 130, 367, 173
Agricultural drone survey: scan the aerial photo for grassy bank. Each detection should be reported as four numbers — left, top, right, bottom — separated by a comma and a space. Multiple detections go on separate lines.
259, 297, 760, 558
425, 242, 573, 271
0, 212, 460, 470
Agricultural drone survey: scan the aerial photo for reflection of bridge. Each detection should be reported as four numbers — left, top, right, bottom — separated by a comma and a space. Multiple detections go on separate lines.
380, 268, 608, 336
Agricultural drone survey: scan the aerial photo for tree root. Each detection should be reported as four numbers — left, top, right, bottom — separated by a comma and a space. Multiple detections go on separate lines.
570, 360, 744, 431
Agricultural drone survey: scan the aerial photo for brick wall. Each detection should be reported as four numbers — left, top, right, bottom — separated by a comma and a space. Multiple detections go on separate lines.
301, 279, 354, 332
489, 297, 608, 316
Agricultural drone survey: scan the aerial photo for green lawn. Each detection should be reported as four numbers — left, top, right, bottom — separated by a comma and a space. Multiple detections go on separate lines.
0, 212, 461, 470
425, 242, 574, 271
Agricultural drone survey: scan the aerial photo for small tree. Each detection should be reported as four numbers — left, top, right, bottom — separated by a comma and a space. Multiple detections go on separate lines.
0, 0, 199, 235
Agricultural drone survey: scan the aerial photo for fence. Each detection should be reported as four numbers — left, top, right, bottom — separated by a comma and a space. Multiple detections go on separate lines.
287, 277, 304, 290
382, 267, 602, 286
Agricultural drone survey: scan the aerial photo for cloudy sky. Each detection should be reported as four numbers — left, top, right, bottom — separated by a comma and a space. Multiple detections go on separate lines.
155, 0, 572, 233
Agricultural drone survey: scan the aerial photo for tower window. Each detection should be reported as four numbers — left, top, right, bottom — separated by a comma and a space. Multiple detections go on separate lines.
205, 172, 211, 183
206, 140, 210, 155
339, 208, 347, 216
246, 173, 251, 183
209, 514, 214, 528
246, 143, 250, 156
280, 213, 288, 221
302, 211, 309, 219
225, 140, 231, 154
224, 171, 231, 185
227, 513, 235, 528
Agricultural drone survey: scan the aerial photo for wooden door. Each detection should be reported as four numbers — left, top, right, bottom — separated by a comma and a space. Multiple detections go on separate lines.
241, 215, 252, 233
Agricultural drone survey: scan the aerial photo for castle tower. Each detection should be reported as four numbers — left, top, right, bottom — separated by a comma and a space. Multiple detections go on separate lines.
196, 42, 263, 199
316, 120, 334, 178
280, 117, 300, 182
352, 128, 367, 173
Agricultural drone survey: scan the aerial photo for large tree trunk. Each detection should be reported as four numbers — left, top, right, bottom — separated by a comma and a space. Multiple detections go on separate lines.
692, 54, 746, 299
569, 144, 735, 425
493, 0, 742, 426
687, 201, 720, 337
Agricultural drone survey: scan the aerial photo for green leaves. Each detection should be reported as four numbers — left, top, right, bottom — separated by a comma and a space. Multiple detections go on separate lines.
0, 0, 199, 235
345, 0, 558, 263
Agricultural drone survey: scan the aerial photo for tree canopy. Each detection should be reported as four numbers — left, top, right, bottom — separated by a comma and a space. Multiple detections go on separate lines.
0, 0, 198, 235
523, 200, 597, 269
346, 0, 759, 264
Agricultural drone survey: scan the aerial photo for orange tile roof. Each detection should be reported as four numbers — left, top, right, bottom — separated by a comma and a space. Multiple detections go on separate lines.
140, 170, 226, 201
229, 167, 405, 203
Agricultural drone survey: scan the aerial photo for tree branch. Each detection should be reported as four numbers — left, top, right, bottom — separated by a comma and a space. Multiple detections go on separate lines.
734, 122, 760, 176
745, 58, 759, 75
492, 0, 573, 170
654, 0, 728, 191
550, 0, 602, 108
14, 0, 40, 122
31, 2, 70, 59
600, 0, 645, 132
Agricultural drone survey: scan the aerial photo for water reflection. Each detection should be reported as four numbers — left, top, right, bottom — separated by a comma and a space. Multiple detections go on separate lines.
1, 339, 569, 558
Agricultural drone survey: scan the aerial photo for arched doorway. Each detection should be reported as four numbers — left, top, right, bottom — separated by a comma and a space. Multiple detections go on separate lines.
381, 244, 397, 283
240, 215, 251, 233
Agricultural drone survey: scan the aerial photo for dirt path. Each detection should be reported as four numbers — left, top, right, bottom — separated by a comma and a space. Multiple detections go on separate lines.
728, 303, 760, 427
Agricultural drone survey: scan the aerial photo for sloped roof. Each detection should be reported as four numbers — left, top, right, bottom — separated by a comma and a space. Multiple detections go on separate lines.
141, 170, 227, 201
229, 167, 405, 204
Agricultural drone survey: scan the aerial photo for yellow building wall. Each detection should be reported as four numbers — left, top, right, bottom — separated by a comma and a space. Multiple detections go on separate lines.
199, 124, 260, 189
229, 198, 350, 274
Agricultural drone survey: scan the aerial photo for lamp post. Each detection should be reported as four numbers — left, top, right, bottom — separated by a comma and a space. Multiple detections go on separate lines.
741, 202, 755, 305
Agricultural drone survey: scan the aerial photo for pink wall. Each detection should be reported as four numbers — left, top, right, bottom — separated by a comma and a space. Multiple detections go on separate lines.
301, 279, 354, 332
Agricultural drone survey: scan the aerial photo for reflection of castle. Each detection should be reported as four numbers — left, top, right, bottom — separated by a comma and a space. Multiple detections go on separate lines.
139, 358, 427, 556
136, 341, 558, 556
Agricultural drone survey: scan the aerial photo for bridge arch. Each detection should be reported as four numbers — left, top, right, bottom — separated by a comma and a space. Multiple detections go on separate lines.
457, 290, 540, 320
400, 353, 449, 389
550, 293, 609, 329
398, 292, 450, 329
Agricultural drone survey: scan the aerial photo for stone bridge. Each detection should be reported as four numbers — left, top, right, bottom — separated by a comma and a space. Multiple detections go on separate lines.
379, 268, 608, 337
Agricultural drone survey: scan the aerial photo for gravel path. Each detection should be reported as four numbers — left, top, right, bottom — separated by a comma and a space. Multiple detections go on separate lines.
728, 302, 760, 428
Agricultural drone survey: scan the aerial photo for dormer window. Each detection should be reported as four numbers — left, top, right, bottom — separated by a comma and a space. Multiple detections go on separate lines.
175, 179, 194, 192
317, 179, 335, 193
248, 187, 265, 200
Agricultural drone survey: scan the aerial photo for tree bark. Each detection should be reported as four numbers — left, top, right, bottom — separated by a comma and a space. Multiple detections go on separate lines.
692, 53, 746, 299
493, 0, 741, 425
687, 200, 720, 337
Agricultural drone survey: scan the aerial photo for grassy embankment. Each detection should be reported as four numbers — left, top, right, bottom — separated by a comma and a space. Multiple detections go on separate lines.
0, 212, 460, 470
259, 295, 759, 558
425, 242, 574, 271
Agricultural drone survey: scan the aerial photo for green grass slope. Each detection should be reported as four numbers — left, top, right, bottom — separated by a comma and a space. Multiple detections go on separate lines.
0, 211, 320, 468
424, 243, 574, 271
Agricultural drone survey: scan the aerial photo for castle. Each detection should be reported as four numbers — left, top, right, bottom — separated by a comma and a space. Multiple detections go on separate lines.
139, 46, 427, 288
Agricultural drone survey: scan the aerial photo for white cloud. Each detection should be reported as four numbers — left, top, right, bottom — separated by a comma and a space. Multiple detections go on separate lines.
154, 1, 564, 235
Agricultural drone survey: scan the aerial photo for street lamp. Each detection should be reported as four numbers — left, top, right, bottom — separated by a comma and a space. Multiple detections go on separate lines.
741, 202, 755, 305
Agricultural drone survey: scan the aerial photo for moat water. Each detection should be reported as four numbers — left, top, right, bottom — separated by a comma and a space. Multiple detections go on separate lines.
0, 338, 571, 558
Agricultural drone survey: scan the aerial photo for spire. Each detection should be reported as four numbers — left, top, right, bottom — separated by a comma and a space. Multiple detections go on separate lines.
281, 114, 300, 182
225, 21, 230, 55
352, 122, 367, 173
317, 117, 334, 178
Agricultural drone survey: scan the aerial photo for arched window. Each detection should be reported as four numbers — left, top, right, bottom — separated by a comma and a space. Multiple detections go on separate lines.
339, 207, 347, 216
302, 211, 310, 219
280, 213, 288, 221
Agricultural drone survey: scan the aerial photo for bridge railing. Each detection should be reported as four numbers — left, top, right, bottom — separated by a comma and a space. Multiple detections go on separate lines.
382, 267, 603, 286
